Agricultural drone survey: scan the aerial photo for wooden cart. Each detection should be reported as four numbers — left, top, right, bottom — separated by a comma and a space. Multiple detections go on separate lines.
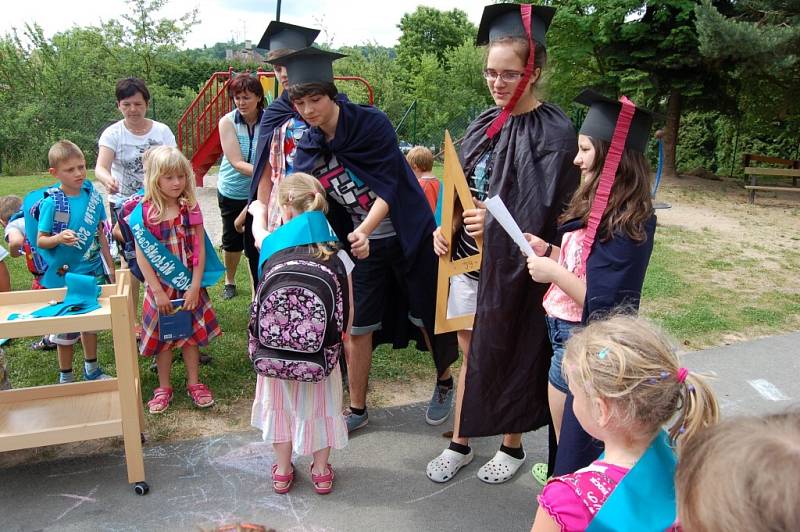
0, 270, 149, 495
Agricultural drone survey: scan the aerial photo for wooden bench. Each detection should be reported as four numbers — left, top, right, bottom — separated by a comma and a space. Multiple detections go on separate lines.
743, 165, 800, 204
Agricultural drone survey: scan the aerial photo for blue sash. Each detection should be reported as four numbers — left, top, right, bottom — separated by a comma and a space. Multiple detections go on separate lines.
587, 430, 677, 531
258, 211, 339, 277
33, 182, 103, 289
128, 202, 224, 290
8, 273, 101, 320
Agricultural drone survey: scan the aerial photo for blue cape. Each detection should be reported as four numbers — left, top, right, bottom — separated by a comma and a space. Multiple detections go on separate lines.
249, 91, 301, 201
293, 97, 436, 264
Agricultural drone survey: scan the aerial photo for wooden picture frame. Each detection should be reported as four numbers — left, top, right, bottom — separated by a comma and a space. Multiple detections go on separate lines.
434, 131, 483, 334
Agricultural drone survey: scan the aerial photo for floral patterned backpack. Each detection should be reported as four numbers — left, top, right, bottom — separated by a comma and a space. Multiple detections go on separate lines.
248, 246, 348, 382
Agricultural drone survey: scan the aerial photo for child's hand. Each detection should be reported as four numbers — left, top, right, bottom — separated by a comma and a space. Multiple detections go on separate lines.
527, 254, 560, 284
523, 233, 550, 257
433, 226, 449, 256
58, 229, 79, 246
348, 230, 370, 259
248, 200, 267, 218
154, 289, 173, 315
183, 287, 200, 311
463, 199, 486, 239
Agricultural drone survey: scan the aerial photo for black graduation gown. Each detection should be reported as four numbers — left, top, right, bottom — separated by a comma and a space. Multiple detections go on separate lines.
552, 214, 657, 475
458, 103, 580, 437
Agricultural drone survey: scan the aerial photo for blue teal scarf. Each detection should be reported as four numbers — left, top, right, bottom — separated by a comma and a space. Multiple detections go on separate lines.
258, 211, 339, 277
587, 430, 677, 531
128, 202, 224, 290
8, 273, 101, 320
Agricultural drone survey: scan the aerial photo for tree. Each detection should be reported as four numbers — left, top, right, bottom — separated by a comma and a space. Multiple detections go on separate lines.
117, 0, 199, 83
396, 7, 476, 72
549, 0, 733, 178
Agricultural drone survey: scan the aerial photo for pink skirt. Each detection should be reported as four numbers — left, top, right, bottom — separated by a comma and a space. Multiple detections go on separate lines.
251, 364, 348, 455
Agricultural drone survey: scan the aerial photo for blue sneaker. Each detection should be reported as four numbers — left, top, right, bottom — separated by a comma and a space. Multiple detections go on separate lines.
425, 383, 454, 426
344, 408, 368, 433
84, 367, 112, 381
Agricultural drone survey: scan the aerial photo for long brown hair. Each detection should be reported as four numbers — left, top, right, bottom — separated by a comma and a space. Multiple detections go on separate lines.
560, 137, 653, 242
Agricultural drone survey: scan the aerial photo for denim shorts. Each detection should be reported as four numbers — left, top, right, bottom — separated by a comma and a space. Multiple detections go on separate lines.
546, 316, 579, 393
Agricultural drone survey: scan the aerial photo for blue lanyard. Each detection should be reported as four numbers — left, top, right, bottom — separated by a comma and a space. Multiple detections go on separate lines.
129, 203, 224, 290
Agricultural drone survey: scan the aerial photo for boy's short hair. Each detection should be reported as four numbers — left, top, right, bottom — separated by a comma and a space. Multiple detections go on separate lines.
116, 77, 150, 103
286, 82, 338, 101
48, 140, 85, 169
676, 411, 800, 532
0, 195, 22, 223
406, 146, 434, 172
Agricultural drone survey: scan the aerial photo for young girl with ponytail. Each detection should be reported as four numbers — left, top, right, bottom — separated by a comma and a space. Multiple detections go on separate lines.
531, 315, 719, 531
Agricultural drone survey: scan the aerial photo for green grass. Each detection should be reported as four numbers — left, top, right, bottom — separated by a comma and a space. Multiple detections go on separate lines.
1, 172, 445, 438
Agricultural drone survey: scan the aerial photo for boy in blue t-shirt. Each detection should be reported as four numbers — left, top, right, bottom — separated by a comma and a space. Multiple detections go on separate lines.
36, 140, 115, 383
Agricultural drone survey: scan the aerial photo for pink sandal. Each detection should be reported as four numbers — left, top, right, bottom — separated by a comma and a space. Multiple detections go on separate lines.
187, 383, 215, 408
147, 387, 173, 414
271, 463, 294, 494
311, 464, 335, 495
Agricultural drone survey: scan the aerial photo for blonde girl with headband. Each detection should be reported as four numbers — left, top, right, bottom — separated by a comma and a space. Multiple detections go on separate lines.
531, 315, 719, 532
132, 146, 222, 414
249, 173, 353, 496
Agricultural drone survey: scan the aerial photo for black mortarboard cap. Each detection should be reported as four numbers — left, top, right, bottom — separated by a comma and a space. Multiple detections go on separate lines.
575, 89, 655, 153
257, 21, 320, 52
476, 4, 556, 47
267, 47, 346, 86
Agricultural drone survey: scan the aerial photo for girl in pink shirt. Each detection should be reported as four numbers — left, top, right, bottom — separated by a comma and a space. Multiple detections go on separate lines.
531, 316, 719, 532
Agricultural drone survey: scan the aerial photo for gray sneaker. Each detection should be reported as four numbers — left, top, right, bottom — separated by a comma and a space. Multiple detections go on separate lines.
426, 383, 454, 426
344, 408, 368, 433
222, 284, 237, 300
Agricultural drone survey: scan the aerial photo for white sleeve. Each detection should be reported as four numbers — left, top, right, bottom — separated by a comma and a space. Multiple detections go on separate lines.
98, 122, 119, 151
4, 218, 25, 243
337, 250, 355, 275
0, 245, 8, 262
155, 122, 177, 147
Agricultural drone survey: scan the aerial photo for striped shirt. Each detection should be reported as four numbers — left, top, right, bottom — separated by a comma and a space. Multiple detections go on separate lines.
453, 149, 493, 280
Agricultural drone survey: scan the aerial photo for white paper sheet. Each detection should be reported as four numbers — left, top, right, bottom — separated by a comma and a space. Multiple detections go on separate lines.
483, 195, 535, 257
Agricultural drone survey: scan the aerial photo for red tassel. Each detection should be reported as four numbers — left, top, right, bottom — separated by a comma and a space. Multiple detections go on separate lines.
486, 5, 536, 139
579, 96, 636, 273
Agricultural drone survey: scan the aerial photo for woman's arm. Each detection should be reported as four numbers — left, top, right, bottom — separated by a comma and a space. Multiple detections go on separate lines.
95, 146, 119, 194
219, 118, 254, 177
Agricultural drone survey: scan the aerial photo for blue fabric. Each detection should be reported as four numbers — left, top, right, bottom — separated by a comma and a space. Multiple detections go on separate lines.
434, 182, 443, 226
294, 96, 436, 264
257, 211, 339, 277
219, 109, 261, 200
553, 214, 657, 476
587, 431, 677, 531
21, 184, 56, 276
250, 92, 304, 201
546, 316, 578, 394
652, 138, 664, 197
36, 182, 106, 288
7, 273, 101, 320
128, 203, 224, 290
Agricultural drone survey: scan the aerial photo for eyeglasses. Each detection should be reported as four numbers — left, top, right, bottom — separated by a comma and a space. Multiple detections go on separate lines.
482, 69, 525, 83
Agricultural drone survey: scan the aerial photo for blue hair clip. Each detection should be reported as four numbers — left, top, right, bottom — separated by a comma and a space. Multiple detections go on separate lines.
598, 348, 609, 359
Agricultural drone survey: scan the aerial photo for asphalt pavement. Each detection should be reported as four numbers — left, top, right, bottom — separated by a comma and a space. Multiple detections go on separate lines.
1, 331, 798, 531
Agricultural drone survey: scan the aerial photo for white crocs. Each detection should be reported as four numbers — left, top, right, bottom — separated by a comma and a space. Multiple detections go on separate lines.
426, 448, 474, 483
477, 449, 526, 484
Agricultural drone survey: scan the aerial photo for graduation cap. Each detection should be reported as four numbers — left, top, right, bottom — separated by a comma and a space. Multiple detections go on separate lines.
575, 89, 655, 153
257, 21, 320, 52
476, 3, 556, 47
267, 47, 346, 86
